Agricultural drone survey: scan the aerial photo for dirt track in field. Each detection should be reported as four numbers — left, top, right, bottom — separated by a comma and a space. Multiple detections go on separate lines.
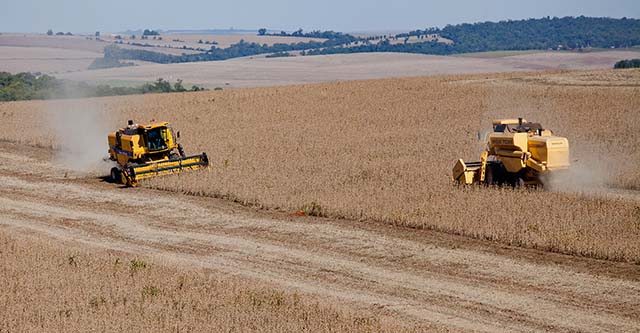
1, 141, 639, 332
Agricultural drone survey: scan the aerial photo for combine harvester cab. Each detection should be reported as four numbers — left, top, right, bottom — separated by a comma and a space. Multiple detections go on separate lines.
108, 120, 209, 186
452, 118, 569, 186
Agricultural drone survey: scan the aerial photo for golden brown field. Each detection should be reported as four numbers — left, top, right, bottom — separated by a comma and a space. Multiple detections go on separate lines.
1, 69, 640, 331
0, 33, 106, 52
1, 69, 639, 263
1, 140, 637, 332
3, 32, 639, 85
0, 230, 425, 332
0, 46, 102, 73
57, 50, 640, 88
0, 33, 327, 74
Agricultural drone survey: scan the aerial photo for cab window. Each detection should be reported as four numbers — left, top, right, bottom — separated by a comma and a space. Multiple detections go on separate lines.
146, 127, 168, 151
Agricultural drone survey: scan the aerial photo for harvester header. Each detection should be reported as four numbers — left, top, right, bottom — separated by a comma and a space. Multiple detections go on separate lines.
108, 120, 209, 186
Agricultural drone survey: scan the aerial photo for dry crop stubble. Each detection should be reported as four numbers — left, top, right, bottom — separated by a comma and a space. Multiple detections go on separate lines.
0, 231, 424, 332
0, 71, 639, 262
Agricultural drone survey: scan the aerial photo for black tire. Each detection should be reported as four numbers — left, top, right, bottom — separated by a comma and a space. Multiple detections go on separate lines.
514, 177, 525, 188
503, 172, 525, 188
485, 162, 504, 186
110, 167, 121, 184
485, 165, 494, 185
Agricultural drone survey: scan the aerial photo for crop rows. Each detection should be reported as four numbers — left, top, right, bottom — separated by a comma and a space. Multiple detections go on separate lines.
0, 231, 423, 332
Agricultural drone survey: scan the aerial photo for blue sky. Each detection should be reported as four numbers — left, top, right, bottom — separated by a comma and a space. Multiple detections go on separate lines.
2, 0, 639, 33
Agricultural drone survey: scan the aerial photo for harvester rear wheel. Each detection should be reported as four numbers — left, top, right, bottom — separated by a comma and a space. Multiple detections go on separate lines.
110, 167, 122, 184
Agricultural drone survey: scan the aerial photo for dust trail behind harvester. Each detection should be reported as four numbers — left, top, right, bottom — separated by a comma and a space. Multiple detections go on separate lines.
47, 100, 113, 174
545, 148, 609, 192
545, 144, 640, 202
480, 81, 639, 201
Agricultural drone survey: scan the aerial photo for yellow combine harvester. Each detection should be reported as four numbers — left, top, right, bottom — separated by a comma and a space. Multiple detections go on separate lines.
452, 118, 569, 186
108, 120, 209, 186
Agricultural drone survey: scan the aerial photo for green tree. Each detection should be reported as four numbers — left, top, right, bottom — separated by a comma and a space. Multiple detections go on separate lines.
614, 59, 640, 68
46, 29, 53, 36
258, 28, 267, 36
143, 29, 160, 36
152, 78, 172, 93
173, 79, 186, 92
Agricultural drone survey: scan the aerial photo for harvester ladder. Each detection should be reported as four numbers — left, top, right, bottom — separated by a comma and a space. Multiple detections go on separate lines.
479, 151, 489, 183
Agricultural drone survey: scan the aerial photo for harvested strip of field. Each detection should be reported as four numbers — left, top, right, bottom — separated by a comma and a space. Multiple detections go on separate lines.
54, 50, 640, 88
0, 46, 101, 73
0, 33, 106, 52
0, 33, 201, 56
98, 33, 327, 50
1, 70, 639, 262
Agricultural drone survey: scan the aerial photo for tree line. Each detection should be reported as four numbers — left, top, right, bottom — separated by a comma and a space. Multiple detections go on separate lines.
303, 39, 456, 56
0, 72, 204, 101
88, 56, 135, 70
100, 32, 360, 64
46, 29, 73, 36
437, 16, 640, 51
98, 16, 640, 64
308, 16, 640, 56
614, 59, 640, 68
258, 28, 356, 40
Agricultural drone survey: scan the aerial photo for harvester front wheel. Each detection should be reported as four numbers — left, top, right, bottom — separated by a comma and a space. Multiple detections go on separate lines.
110, 167, 122, 184
485, 162, 505, 186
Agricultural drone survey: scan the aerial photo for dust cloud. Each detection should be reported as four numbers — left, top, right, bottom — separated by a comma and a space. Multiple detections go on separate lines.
544, 143, 640, 201
545, 153, 610, 192
48, 101, 113, 174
